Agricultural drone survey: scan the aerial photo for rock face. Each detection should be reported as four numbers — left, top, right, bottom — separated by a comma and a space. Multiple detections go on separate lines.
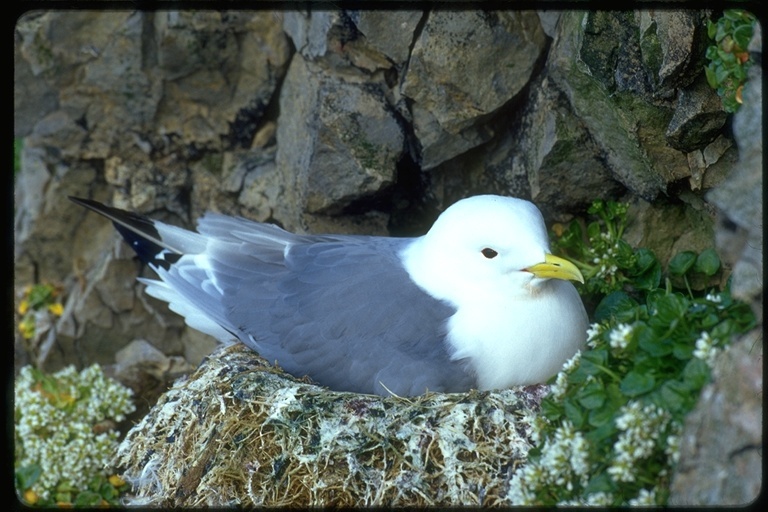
669, 23, 763, 505
14, 8, 761, 506
402, 11, 547, 170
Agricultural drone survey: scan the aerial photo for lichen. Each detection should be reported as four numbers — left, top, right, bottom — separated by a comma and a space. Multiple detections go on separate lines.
113, 343, 540, 506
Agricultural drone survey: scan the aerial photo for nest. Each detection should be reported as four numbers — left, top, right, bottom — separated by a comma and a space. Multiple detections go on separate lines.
113, 343, 542, 506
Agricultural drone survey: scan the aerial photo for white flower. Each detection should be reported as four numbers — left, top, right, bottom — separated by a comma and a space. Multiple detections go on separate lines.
583, 491, 614, 506
608, 401, 670, 484
705, 292, 722, 304
627, 487, 657, 506
586, 323, 606, 348
664, 422, 683, 465
562, 349, 582, 373
693, 332, 719, 367
549, 371, 569, 400
609, 323, 633, 350
524, 421, 593, 493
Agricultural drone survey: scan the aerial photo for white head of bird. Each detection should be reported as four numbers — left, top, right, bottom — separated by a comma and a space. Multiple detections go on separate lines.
402, 195, 582, 303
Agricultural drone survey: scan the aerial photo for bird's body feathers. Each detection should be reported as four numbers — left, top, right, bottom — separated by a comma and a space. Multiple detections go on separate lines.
70, 195, 587, 396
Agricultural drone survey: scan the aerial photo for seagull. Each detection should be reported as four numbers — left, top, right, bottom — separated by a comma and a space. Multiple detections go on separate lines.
70, 195, 588, 396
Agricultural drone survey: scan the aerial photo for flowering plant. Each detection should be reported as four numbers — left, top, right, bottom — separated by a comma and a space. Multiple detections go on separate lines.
15, 364, 136, 506
508, 201, 756, 505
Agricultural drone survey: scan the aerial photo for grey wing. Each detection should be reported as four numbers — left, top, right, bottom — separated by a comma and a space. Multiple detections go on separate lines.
143, 215, 475, 396
225, 238, 475, 396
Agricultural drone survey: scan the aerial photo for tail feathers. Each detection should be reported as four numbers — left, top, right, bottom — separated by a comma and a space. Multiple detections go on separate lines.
69, 197, 205, 267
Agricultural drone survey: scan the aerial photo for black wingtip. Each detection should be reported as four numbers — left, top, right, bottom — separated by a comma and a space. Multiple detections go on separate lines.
69, 196, 176, 268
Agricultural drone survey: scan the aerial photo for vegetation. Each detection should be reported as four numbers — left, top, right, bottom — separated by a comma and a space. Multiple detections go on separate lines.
705, 9, 757, 113
508, 200, 756, 505
15, 364, 136, 507
17, 283, 64, 340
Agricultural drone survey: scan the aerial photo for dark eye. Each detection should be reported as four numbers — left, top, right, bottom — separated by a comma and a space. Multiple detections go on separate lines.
481, 248, 498, 259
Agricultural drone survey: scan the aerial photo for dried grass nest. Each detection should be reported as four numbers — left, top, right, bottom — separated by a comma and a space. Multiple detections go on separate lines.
113, 343, 544, 507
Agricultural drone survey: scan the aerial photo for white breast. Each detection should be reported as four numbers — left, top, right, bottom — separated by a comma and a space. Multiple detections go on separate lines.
446, 279, 587, 389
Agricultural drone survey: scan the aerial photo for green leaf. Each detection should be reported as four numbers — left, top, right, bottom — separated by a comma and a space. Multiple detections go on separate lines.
540, 397, 563, 421
594, 291, 638, 323
658, 380, 693, 415
586, 221, 602, 241
637, 324, 674, 357
648, 292, 689, 327
668, 251, 697, 276
694, 248, 721, 276
588, 401, 618, 427
556, 220, 586, 253
586, 420, 618, 444
74, 490, 103, 506
55, 491, 73, 504
672, 341, 694, 360
584, 472, 615, 495
682, 358, 711, 390
723, 9, 749, 22
564, 397, 587, 428
15, 464, 42, 490
707, 20, 717, 39
632, 248, 662, 291
704, 64, 718, 88
620, 371, 656, 397
578, 349, 609, 378
99, 482, 118, 500
711, 319, 736, 340
733, 23, 754, 51
578, 379, 607, 409
633, 247, 657, 274
715, 64, 731, 83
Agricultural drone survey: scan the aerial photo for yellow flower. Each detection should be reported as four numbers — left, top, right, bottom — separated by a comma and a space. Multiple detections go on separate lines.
23, 489, 38, 505
108, 474, 126, 487
48, 303, 64, 316
19, 317, 35, 339
18, 300, 29, 316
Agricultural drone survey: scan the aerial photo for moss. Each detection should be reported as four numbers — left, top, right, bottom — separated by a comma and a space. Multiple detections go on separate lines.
639, 21, 663, 82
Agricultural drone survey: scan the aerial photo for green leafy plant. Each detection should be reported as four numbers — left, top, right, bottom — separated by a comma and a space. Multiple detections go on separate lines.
704, 9, 756, 113
15, 364, 135, 507
551, 200, 661, 298
508, 200, 756, 506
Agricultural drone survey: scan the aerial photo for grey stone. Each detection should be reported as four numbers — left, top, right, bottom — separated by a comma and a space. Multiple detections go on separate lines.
669, 331, 763, 505
536, 11, 561, 39
622, 197, 717, 268
276, 56, 404, 217
402, 11, 547, 169
282, 10, 339, 60
707, 56, 763, 318
637, 11, 709, 97
548, 11, 691, 200
348, 10, 424, 64
153, 11, 291, 149
666, 76, 728, 151
669, 55, 762, 506
487, 74, 623, 220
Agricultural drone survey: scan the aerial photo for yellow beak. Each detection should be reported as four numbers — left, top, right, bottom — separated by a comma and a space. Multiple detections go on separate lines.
525, 253, 584, 284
